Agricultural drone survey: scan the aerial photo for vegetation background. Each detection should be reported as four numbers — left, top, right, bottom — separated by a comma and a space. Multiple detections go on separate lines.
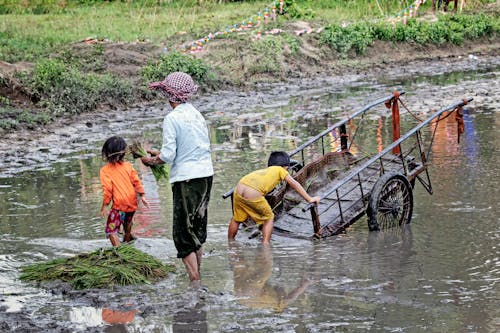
0, 0, 498, 131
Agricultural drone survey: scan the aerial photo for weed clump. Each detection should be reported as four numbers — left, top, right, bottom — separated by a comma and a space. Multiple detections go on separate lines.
141, 51, 215, 87
20, 245, 175, 290
320, 13, 499, 57
18, 58, 134, 116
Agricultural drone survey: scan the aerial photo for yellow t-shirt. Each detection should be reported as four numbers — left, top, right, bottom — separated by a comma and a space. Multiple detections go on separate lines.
239, 166, 289, 195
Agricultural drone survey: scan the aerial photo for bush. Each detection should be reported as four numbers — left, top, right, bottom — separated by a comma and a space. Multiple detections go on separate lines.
18, 58, 134, 116
319, 22, 374, 57
283, 0, 315, 19
140, 51, 213, 85
320, 13, 499, 56
247, 37, 284, 75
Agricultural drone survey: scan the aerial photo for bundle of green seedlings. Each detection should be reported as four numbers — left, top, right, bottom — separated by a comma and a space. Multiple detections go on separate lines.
128, 142, 169, 181
20, 245, 175, 290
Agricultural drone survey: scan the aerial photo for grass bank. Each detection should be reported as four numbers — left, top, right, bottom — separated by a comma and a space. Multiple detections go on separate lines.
0, 0, 498, 132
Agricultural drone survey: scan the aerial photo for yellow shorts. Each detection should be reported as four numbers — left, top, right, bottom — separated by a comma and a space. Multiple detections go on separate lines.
232, 191, 274, 225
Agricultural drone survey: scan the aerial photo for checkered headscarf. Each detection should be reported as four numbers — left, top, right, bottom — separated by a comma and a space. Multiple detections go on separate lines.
149, 72, 198, 103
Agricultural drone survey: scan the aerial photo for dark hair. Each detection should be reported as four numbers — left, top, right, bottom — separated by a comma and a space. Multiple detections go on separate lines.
102, 136, 127, 163
268, 151, 290, 167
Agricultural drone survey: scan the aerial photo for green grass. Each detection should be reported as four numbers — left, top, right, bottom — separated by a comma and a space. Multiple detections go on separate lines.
0, 0, 497, 131
1, 0, 495, 62
0, 1, 278, 62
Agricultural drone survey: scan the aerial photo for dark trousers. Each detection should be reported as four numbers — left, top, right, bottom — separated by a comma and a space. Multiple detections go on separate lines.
172, 176, 213, 258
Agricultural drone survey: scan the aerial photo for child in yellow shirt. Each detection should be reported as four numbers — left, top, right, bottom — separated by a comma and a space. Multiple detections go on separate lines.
228, 151, 320, 244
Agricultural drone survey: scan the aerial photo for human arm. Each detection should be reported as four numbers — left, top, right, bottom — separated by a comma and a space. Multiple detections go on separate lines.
129, 164, 149, 208
141, 116, 177, 166
141, 153, 164, 166
99, 168, 112, 217
99, 203, 110, 217
284, 175, 320, 204
139, 194, 149, 209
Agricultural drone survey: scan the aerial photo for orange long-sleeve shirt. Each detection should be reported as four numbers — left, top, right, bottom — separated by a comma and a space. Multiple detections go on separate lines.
100, 161, 145, 212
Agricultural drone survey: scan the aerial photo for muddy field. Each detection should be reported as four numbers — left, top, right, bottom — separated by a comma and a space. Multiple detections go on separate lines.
0, 58, 499, 331
1, 16, 499, 331
0, 45, 499, 177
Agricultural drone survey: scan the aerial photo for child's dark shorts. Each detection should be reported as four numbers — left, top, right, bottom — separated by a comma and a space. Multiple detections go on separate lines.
172, 176, 213, 259
106, 209, 135, 236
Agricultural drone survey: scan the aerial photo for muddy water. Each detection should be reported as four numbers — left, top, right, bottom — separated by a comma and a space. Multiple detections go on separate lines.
0, 63, 499, 332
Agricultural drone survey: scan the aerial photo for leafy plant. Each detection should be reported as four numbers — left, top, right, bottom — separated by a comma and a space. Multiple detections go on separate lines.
140, 51, 213, 85
283, 33, 300, 54
18, 58, 134, 116
320, 13, 499, 56
247, 37, 284, 75
284, 0, 316, 19
319, 22, 375, 57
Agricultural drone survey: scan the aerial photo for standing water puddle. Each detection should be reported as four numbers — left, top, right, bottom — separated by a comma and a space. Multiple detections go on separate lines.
0, 66, 499, 332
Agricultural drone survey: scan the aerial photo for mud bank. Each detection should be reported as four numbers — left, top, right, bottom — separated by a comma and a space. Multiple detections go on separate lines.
0, 51, 499, 177
0, 59, 499, 332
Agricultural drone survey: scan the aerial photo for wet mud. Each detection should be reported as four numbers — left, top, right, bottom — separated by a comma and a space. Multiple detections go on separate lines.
0, 54, 499, 332
1, 53, 499, 178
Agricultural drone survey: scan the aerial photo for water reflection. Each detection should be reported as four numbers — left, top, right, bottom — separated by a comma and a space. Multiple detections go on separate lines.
0, 69, 498, 331
172, 301, 207, 333
229, 243, 314, 313
102, 306, 138, 333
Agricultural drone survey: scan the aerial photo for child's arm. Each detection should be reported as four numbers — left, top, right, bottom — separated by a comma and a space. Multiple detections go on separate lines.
99, 202, 109, 217
139, 194, 149, 209
285, 175, 320, 204
99, 169, 112, 217
129, 164, 148, 208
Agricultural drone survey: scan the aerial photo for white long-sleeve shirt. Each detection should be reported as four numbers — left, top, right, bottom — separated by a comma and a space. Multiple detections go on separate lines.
159, 103, 214, 183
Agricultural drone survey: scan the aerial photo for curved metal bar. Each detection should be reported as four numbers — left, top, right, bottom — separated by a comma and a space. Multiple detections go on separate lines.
302, 97, 473, 212
289, 91, 406, 158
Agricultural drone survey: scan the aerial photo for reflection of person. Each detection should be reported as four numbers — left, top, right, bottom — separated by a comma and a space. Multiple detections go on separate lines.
230, 243, 313, 312
228, 151, 320, 244
141, 72, 214, 285
99, 136, 149, 247
102, 307, 137, 333
172, 301, 207, 333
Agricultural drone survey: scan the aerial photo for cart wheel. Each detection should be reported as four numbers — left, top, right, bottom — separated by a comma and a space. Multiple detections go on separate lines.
367, 172, 413, 231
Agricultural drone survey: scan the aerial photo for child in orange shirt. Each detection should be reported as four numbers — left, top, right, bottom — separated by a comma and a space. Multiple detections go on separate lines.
99, 136, 149, 247
228, 151, 320, 244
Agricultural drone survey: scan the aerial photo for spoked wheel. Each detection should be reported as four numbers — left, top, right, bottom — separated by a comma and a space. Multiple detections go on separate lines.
367, 172, 413, 231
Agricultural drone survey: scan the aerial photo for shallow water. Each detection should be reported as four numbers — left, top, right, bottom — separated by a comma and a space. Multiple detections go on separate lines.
0, 66, 499, 332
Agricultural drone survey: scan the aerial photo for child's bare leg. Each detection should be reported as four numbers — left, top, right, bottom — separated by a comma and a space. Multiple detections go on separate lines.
228, 218, 240, 241
109, 234, 121, 247
261, 219, 274, 244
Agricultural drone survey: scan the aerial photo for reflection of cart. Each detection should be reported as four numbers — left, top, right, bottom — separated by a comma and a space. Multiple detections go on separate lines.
224, 92, 472, 239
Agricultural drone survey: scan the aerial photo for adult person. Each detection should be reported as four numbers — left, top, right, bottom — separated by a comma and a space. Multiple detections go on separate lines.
141, 72, 214, 286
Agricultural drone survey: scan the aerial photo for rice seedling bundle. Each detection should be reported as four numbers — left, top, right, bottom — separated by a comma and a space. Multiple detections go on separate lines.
128, 142, 169, 181
20, 245, 175, 290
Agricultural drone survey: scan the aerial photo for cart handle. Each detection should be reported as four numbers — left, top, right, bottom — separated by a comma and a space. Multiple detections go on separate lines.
222, 189, 233, 199
302, 97, 474, 213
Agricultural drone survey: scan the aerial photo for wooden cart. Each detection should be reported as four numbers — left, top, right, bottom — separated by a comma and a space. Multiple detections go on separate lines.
224, 91, 473, 239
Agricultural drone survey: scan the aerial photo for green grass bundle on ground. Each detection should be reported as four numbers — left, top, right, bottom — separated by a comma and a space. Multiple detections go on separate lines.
129, 142, 169, 181
20, 245, 175, 290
